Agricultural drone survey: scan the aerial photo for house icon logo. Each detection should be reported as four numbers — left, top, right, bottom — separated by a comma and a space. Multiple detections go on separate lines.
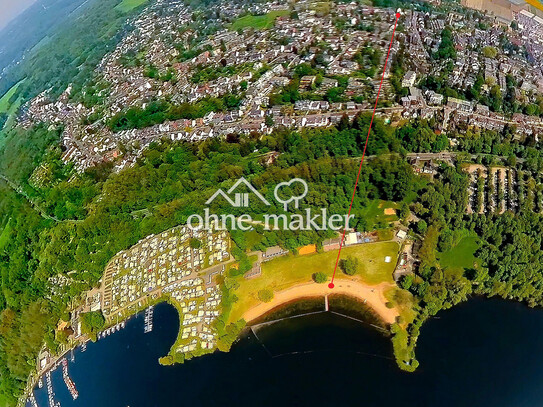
205, 177, 271, 207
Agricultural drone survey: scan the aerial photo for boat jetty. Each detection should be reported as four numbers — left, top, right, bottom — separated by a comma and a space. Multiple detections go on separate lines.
61, 358, 78, 400
144, 306, 154, 333
27, 392, 38, 407
45, 371, 60, 407
97, 321, 126, 340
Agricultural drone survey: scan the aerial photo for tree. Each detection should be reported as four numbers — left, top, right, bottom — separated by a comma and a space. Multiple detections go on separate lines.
313, 272, 328, 283
435, 27, 456, 60
506, 154, 517, 167
189, 238, 202, 249
159, 355, 174, 365
80, 311, 105, 341
489, 85, 503, 112
482, 46, 498, 59
416, 219, 427, 234
399, 202, 410, 220
400, 274, 413, 290
340, 256, 359, 276
338, 113, 350, 130
258, 289, 274, 302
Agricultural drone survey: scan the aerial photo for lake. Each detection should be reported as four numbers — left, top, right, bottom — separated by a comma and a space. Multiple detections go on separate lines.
28, 296, 543, 407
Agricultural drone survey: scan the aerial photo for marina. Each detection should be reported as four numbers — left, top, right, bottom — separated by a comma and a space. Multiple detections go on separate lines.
27, 319, 128, 407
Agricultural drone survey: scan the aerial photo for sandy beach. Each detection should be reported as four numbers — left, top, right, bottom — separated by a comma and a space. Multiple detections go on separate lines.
242, 279, 399, 325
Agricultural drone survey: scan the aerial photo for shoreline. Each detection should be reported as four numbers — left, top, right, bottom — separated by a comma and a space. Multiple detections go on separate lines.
242, 279, 399, 325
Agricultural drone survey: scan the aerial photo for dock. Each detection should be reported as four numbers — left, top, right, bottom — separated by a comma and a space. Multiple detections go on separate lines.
27, 392, 38, 407
61, 359, 78, 400
45, 371, 60, 407
144, 306, 154, 333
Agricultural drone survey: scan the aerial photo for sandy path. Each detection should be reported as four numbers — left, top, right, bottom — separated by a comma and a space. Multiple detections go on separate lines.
242, 279, 399, 325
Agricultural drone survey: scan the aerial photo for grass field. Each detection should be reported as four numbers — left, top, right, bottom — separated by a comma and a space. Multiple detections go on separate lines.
229, 241, 399, 322
0, 80, 24, 113
0, 80, 25, 135
115, 0, 148, 12
438, 232, 480, 273
359, 199, 399, 229
231, 10, 289, 30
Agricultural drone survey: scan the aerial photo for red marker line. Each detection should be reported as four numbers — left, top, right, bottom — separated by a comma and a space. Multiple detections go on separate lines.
329, 12, 400, 289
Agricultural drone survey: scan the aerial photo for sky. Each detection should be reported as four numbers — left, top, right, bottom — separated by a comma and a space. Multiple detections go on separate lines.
0, 0, 37, 31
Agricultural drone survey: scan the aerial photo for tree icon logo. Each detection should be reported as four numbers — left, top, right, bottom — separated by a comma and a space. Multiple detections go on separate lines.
274, 178, 308, 211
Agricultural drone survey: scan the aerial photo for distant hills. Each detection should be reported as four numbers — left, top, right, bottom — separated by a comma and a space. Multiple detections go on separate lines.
0, 0, 90, 77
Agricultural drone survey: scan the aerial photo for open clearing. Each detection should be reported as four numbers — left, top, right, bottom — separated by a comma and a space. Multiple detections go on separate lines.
231, 10, 289, 30
438, 233, 481, 272
229, 241, 400, 322
0, 80, 24, 114
115, 0, 148, 12
360, 199, 399, 229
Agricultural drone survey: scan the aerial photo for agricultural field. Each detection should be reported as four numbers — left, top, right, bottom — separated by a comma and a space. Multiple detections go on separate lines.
231, 10, 289, 30
0, 83, 20, 113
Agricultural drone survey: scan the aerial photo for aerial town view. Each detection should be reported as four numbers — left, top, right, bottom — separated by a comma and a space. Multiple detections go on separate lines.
2, 0, 543, 405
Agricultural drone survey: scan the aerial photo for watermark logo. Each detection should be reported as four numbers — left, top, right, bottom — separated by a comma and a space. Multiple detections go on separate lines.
205, 177, 270, 207
187, 177, 354, 232
274, 178, 308, 210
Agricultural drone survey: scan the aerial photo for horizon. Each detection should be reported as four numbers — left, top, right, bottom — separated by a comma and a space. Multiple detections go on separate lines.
0, 0, 38, 31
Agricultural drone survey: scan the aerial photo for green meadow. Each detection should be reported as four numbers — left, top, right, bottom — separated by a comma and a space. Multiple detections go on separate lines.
231, 10, 289, 30
438, 231, 481, 273
115, 0, 149, 12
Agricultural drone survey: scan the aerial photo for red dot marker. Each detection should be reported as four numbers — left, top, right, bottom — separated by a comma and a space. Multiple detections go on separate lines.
328, 283, 335, 289
396, 12, 401, 19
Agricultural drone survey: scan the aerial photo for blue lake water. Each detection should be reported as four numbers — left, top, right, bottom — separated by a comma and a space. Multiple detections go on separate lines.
28, 297, 543, 407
